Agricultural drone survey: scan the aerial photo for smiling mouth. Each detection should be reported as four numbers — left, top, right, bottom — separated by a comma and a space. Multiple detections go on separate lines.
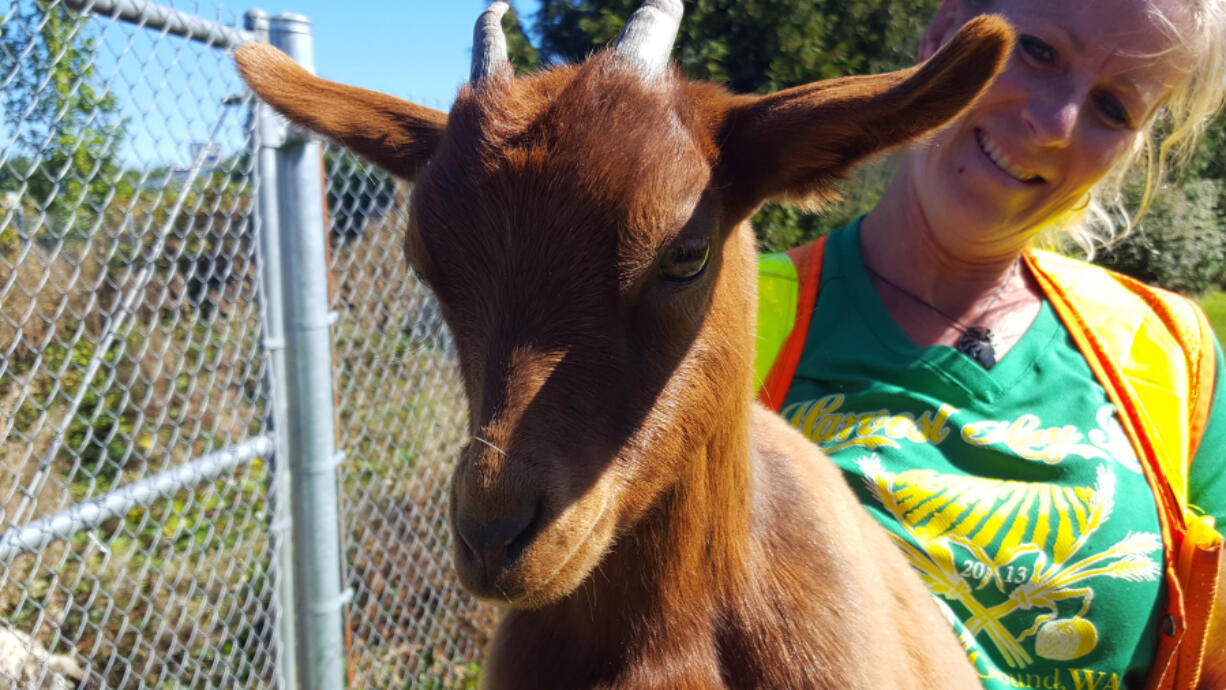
975, 129, 1044, 184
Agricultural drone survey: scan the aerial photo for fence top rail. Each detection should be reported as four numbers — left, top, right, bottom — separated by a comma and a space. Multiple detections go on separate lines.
62, 0, 256, 48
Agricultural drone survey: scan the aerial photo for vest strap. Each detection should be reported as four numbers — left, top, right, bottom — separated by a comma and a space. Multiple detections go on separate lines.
1109, 271, 1218, 461
755, 252, 801, 390
757, 236, 827, 411
1018, 250, 1223, 689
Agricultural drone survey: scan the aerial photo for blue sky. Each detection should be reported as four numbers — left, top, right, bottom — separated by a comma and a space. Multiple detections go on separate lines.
81, 1, 545, 168
261, 1, 545, 111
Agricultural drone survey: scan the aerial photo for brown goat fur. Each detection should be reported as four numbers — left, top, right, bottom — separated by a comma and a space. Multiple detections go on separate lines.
236, 11, 1014, 688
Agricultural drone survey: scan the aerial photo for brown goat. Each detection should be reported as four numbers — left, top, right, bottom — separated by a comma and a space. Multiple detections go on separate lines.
236, 3, 1014, 687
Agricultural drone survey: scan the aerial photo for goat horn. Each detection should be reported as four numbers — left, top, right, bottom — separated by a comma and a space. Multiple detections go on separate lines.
471, 1, 511, 85
613, 0, 683, 78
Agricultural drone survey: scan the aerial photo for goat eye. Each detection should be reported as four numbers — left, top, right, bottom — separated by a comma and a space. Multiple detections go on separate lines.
659, 237, 710, 283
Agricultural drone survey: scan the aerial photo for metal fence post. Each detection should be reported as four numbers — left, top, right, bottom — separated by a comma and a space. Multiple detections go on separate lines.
268, 13, 347, 690
245, 9, 300, 690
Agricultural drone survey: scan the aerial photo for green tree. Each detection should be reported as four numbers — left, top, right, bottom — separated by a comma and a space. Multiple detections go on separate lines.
503, 3, 541, 75
533, 0, 940, 249
0, 0, 126, 233
1187, 116, 1226, 181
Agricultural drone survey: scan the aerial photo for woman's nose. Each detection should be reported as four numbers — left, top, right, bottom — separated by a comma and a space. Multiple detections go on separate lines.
1022, 94, 1080, 147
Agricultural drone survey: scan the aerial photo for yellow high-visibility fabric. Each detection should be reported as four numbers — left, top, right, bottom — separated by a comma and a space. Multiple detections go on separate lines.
1027, 250, 1192, 508
755, 252, 799, 391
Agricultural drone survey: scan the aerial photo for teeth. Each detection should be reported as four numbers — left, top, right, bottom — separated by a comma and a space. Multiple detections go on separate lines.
976, 130, 1041, 183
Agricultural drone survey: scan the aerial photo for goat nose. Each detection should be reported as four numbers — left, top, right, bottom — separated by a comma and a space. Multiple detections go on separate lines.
455, 502, 539, 575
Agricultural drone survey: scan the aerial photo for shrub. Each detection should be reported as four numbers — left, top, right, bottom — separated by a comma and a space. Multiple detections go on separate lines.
1096, 177, 1226, 296
753, 157, 896, 252
325, 151, 396, 244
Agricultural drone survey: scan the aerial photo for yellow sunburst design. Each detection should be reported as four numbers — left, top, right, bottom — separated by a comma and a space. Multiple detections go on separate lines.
858, 457, 1160, 668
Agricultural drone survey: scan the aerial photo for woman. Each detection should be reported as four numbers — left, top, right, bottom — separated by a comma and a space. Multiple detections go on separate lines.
755, 0, 1226, 688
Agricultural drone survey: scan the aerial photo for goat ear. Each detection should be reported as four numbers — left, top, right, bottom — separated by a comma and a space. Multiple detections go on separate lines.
718, 14, 1014, 206
234, 43, 447, 181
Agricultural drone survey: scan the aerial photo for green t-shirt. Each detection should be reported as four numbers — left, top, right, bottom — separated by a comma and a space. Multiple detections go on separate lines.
775, 220, 1226, 690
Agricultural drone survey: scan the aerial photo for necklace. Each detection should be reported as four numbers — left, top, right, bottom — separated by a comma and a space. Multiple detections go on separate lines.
864, 259, 1018, 369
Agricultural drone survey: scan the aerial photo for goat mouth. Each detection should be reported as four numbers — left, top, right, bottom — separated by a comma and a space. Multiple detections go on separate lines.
493, 493, 613, 609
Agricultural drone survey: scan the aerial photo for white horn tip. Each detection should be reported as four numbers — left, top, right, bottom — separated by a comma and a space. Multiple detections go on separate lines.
615, 0, 684, 79
483, 1, 511, 21
644, 0, 683, 18
472, 1, 512, 84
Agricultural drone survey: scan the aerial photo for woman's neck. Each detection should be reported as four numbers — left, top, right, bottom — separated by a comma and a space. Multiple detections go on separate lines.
861, 168, 1029, 296
859, 165, 1045, 355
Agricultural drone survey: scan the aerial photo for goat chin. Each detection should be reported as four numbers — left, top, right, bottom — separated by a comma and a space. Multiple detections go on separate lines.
454, 493, 619, 610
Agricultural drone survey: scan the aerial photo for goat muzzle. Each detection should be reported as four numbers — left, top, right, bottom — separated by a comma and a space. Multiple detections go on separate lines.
453, 498, 540, 590
449, 439, 542, 596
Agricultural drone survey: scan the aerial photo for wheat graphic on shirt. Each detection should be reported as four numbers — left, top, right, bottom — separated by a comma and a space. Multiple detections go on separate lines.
858, 458, 1160, 668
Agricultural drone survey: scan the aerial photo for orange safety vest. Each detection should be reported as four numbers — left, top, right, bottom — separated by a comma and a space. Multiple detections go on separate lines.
755, 236, 1223, 689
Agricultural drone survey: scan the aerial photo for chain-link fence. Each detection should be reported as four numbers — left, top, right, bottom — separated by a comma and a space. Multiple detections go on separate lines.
0, 1, 488, 687
328, 168, 495, 689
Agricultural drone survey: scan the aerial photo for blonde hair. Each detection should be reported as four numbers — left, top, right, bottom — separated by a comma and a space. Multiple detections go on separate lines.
1044, 0, 1226, 257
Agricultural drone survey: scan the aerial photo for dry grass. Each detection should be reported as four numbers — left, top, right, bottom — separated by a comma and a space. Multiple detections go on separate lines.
0, 225, 276, 688
0, 241, 110, 369
330, 196, 494, 687
1, 241, 115, 535
2, 178, 492, 688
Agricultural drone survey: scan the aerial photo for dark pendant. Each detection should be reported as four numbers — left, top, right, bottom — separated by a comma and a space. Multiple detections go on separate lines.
957, 326, 998, 369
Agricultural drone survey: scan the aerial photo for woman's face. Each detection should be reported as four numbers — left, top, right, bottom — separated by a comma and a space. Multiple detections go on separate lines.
907, 0, 1187, 257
